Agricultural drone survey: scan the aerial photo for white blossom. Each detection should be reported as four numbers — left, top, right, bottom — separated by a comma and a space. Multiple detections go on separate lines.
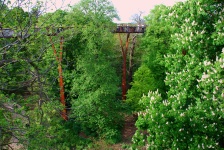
202, 73, 209, 80
185, 18, 190, 23
218, 79, 223, 84
202, 143, 205, 149
168, 12, 173, 17
151, 96, 155, 100
201, 30, 205, 34
203, 60, 211, 66
180, 112, 185, 117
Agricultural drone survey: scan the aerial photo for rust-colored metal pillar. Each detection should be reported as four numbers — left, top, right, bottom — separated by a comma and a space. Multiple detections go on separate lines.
128, 35, 137, 89
118, 33, 130, 100
122, 50, 127, 100
59, 36, 67, 120
49, 34, 68, 120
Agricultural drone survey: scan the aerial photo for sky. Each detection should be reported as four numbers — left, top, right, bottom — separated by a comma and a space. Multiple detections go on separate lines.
110, 0, 186, 23
10, 0, 186, 23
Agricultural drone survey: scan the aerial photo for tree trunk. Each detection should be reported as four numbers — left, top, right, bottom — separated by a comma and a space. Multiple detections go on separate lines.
59, 36, 67, 120
122, 51, 127, 100
49, 35, 67, 120
118, 33, 130, 100
128, 35, 137, 89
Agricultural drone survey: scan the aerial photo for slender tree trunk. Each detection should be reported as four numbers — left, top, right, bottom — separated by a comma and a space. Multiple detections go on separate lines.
59, 37, 67, 120
118, 33, 130, 100
122, 51, 127, 100
128, 35, 137, 89
49, 35, 67, 120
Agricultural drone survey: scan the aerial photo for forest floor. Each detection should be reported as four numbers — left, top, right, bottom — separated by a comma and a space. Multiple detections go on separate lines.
108, 115, 137, 150
8, 115, 138, 150
89, 115, 137, 150
121, 114, 138, 143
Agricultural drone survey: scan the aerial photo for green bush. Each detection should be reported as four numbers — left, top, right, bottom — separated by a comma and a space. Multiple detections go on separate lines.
126, 65, 157, 111
132, 0, 224, 149
133, 51, 224, 149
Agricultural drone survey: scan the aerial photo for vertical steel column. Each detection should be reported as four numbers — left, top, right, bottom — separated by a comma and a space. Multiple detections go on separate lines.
49, 34, 67, 120
118, 33, 130, 100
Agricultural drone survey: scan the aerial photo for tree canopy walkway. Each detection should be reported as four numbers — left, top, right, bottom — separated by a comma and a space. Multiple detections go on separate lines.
0, 24, 146, 38
113, 24, 146, 33
0, 23, 146, 119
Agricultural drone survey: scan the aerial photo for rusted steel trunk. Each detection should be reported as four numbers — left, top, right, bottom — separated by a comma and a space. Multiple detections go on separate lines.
49, 35, 67, 120
118, 33, 130, 100
59, 37, 67, 120
128, 35, 137, 89
122, 52, 127, 100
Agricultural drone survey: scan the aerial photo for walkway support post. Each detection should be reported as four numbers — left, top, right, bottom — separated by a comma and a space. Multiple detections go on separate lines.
48, 32, 68, 120
118, 33, 130, 100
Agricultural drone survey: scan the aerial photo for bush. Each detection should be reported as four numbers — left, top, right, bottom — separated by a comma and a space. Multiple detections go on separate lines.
132, 0, 224, 149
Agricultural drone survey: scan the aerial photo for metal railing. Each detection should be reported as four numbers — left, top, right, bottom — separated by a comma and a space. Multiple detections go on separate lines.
112, 24, 146, 33
0, 24, 146, 38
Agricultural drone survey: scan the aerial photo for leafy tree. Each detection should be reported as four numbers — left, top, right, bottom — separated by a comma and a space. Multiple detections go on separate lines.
69, 0, 123, 143
38, 9, 68, 27
0, 2, 81, 149
126, 5, 171, 111
126, 65, 157, 111
132, 0, 224, 149
141, 5, 171, 99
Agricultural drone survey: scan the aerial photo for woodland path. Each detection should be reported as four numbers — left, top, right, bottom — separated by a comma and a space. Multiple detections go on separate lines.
121, 115, 137, 143
108, 115, 138, 150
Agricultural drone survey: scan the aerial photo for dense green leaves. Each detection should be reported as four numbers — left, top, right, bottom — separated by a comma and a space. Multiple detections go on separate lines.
1, 0, 223, 149
133, 0, 224, 149
68, 0, 123, 143
126, 5, 170, 111
126, 65, 157, 111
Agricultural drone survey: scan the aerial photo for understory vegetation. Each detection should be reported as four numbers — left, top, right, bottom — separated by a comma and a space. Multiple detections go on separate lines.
0, 0, 223, 149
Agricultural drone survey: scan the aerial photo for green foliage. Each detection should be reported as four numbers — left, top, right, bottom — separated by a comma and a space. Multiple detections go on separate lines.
0, 2, 80, 149
25, 101, 82, 150
132, 0, 224, 149
63, 0, 123, 144
1, 7, 28, 28
141, 4, 171, 98
70, 23, 123, 143
70, 0, 119, 25
126, 65, 157, 111
126, 5, 171, 112
38, 9, 68, 27
133, 52, 224, 149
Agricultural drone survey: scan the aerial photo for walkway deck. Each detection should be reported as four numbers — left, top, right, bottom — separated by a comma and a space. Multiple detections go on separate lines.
0, 24, 146, 38
112, 24, 145, 33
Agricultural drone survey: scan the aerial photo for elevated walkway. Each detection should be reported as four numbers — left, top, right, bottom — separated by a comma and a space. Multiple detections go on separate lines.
0, 24, 146, 38
112, 24, 146, 33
